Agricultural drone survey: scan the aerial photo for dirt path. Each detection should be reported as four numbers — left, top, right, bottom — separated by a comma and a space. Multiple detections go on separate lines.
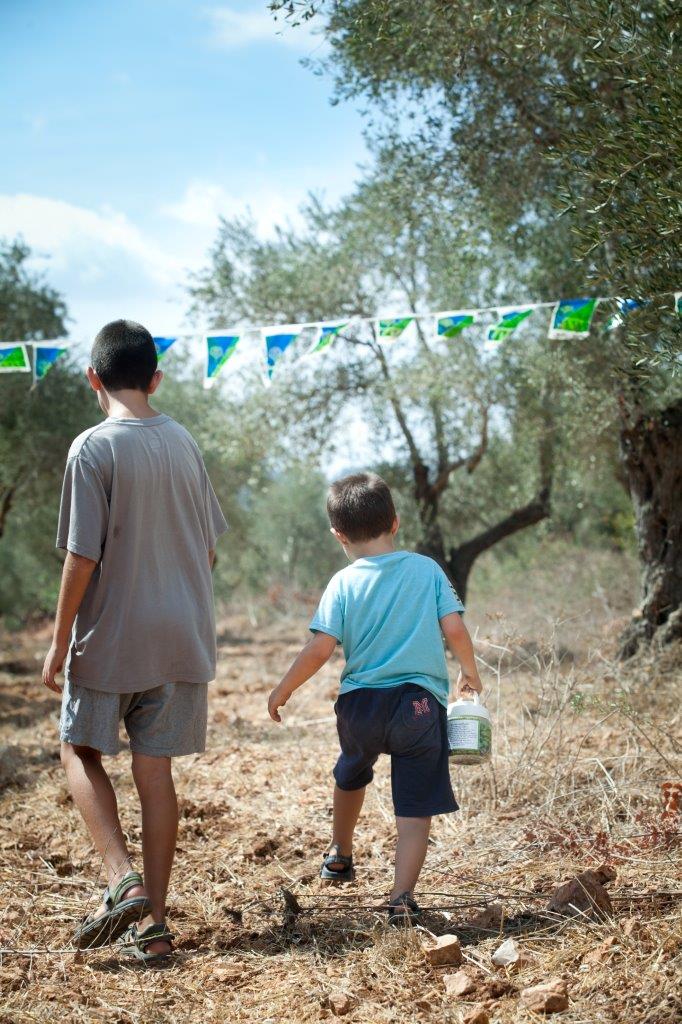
0, 617, 680, 1023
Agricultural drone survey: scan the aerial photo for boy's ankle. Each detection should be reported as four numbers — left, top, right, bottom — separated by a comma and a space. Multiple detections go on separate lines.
329, 841, 352, 857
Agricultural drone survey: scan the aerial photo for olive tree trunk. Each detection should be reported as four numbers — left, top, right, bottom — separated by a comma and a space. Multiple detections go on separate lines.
618, 396, 682, 658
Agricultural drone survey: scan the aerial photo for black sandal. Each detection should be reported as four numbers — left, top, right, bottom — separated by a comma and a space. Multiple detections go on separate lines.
73, 871, 151, 949
319, 844, 355, 882
387, 891, 421, 927
121, 920, 174, 964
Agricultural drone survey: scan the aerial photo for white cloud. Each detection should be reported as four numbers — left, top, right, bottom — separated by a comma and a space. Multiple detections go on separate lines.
203, 5, 323, 53
0, 193, 182, 286
163, 179, 306, 236
0, 193, 192, 339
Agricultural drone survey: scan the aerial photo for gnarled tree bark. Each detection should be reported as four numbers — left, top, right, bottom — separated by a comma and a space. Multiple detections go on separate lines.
618, 396, 682, 658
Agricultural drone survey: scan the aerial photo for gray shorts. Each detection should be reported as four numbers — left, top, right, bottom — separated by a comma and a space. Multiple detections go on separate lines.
60, 680, 208, 758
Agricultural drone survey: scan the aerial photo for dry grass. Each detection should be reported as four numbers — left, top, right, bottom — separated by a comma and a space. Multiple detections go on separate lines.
0, 592, 680, 1023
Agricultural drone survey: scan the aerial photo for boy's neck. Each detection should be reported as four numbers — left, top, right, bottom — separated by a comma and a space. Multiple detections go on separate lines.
346, 534, 397, 560
102, 389, 159, 420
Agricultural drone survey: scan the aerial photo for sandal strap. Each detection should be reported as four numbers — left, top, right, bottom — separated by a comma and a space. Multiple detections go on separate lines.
389, 892, 420, 913
133, 921, 175, 951
322, 847, 353, 871
109, 871, 144, 908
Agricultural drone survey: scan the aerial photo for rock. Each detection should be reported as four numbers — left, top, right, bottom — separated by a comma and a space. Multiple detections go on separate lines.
491, 937, 523, 967
520, 978, 569, 1014
466, 902, 504, 930
423, 933, 463, 967
547, 865, 615, 920
461, 1005, 489, 1024
444, 969, 477, 996
621, 916, 639, 937
328, 993, 352, 1016
213, 965, 243, 983
582, 936, 619, 965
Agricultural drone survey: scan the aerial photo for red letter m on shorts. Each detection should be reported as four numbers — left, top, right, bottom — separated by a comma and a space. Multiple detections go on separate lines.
412, 697, 430, 718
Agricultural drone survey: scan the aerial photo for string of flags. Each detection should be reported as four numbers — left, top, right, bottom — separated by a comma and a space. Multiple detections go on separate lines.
1, 291, 679, 387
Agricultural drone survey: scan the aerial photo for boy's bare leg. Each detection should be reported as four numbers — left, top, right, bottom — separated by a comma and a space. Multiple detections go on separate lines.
328, 784, 365, 866
132, 752, 178, 953
391, 816, 431, 900
60, 743, 145, 911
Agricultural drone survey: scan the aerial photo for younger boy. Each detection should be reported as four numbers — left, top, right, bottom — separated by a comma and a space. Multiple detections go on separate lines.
267, 472, 481, 922
42, 320, 227, 961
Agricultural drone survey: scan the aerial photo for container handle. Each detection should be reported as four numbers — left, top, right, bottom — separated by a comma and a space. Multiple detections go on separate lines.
461, 689, 480, 704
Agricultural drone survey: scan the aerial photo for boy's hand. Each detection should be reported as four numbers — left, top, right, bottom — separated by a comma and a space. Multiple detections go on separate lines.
268, 684, 291, 723
42, 641, 68, 694
457, 670, 482, 696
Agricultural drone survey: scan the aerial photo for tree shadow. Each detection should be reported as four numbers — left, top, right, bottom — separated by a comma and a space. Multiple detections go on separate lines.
0, 683, 57, 731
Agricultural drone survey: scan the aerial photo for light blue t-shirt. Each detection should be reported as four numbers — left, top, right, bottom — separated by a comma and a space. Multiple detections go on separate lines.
310, 551, 465, 707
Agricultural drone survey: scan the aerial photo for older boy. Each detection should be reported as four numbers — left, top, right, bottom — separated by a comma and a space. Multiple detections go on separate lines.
268, 472, 482, 923
42, 320, 227, 961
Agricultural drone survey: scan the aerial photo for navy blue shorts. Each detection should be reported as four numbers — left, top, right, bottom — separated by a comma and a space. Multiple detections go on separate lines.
333, 684, 458, 818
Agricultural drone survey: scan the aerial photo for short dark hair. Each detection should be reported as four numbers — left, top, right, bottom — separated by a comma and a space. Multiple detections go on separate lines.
91, 319, 157, 391
327, 472, 396, 542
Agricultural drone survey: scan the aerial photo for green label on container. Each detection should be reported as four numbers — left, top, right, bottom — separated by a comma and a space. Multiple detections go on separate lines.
448, 715, 492, 756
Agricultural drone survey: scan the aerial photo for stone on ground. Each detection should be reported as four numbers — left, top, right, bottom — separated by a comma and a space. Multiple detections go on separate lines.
328, 993, 352, 1016
547, 865, 616, 920
520, 978, 569, 1013
491, 937, 523, 966
461, 1005, 489, 1024
465, 902, 504, 930
444, 969, 477, 996
423, 933, 463, 966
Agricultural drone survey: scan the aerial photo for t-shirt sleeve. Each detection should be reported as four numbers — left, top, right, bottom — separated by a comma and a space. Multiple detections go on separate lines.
309, 576, 344, 643
435, 564, 465, 619
56, 456, 110, 562
204, 469, 228, 548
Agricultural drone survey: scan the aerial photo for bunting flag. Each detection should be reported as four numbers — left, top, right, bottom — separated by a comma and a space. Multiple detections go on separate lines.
377, 316, 413, 341
264, 326, 302, 378
33, 342, 69, 382
487, 307, 534, 342
548, 297, 599, 340
1, 288, 679, 387
605, 298, 642, 331
153, 336, 177, 360
204, 334, 239, 389
310, 321, 348, 354
0, 343, 30, 373
437, 311, 477, 338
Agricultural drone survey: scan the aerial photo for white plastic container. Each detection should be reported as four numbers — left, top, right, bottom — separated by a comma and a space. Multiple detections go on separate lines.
447, 694, 492, 765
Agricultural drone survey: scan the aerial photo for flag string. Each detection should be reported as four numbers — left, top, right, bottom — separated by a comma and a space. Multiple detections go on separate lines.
1, 287, 679, 385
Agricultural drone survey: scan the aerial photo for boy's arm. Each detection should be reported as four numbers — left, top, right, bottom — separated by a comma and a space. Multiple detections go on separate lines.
42, 551, 98, 694
267, 631, 337, 723
440, 612, 482, 696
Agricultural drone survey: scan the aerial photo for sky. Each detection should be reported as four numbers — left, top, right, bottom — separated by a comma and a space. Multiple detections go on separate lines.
0, 0, 367, 342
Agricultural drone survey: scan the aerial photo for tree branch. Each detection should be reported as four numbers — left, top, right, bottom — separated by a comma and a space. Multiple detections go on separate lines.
432, 406, 489, 495
371, 335, 426, 475
448, 486, 551, 573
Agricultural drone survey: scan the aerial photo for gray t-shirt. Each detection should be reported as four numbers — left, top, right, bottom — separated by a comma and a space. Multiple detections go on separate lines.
56, 414, 228, 693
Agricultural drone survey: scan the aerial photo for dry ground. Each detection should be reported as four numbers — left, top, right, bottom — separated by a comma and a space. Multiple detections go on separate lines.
0, 559, 680, 1023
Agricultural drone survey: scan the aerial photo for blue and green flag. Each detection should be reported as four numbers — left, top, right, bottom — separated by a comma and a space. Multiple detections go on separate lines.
549, 298, 598, 340
0, 343, 30, 373
264, 327, 302, 378
377, 316, 413, 341
33, 342, 68, 382
310, 321, 348, 354
675, 293, 681, 316
436, 311, 477, 339
204, 334, 239, 388
605, 298, 642, 331
487, 308, 534, 342
153, 336, 177, 359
